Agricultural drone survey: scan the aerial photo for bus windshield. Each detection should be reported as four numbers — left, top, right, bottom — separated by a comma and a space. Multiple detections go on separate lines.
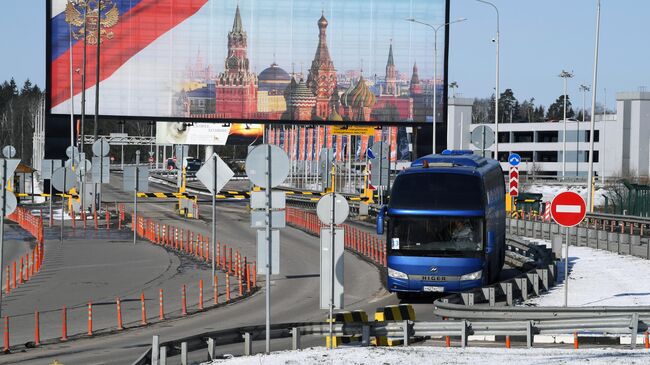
388, 216, 484, 257
389, 173, 483, 211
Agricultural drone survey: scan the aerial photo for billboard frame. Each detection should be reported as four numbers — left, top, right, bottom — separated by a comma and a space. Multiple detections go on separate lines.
45, 0, 451, 129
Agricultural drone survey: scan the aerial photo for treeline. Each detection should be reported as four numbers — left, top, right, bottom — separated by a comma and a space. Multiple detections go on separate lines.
472, 88, 612, 124
0, 78, 43, 165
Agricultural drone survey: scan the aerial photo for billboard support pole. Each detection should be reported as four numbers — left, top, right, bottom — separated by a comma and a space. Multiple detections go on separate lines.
211, 154, 217, 286
93, 0, 102, 142
134, 151, 140, 245
81, 3, 87, 152
68, 22, 75, 149
265, 144, 273, 354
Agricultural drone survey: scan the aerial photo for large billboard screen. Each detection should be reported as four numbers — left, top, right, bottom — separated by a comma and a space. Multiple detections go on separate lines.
48, 0, 449, 125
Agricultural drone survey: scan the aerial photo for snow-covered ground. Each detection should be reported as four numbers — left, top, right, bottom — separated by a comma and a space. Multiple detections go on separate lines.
204, 346, 650, 365
525, 184, 608, 207
524, 240, 650, 307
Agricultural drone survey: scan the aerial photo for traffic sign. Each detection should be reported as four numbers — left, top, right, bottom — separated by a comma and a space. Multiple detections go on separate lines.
508, 153, 521, 166
52, 167, 76, 192
123, 166, 149, 192
2, 146, 16, 158
196, 153, 234, 194
316, 193, 349, 225
470, 125, 495, 150
0, 191, 17, 217
65, 146, 79, 159
91, 157, 110, 183
245, 144, 289, 189
41, 159, 63, 180
551, 191, 586, 227
91, 137, 110, 157
509, 166, 519, 197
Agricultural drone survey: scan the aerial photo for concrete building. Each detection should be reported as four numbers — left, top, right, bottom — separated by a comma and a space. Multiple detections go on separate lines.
446, 91, 650, 179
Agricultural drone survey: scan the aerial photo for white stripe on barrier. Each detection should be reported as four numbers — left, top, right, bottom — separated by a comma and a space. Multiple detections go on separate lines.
556, 205, 582, 213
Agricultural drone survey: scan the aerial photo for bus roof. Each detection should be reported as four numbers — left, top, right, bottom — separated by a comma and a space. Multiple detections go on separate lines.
411, 150, 491, 169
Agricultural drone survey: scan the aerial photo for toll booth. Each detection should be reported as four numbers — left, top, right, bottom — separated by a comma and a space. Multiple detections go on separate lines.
514, 193, 543, 215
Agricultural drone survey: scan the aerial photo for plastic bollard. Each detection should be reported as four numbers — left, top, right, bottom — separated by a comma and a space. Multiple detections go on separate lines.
198, 279, 204, 310
3, 316, 8, 352
61, 306, 68, 341
225, 273, 231, 302
238, 273, 243, 297
213, 275, 219, 305
12, 262, 15, 289
141, 292, 148, 325
19, 258, 23, 285
181, 285, 187, 316
87, 301, 93, 336
34, 311, 40, 346
4, 267, 9, 294
253, 261, 257, 287
159, 289, 165, 320
573, 332, 579, 349
106, 210, 110, 230
246, 263, 251, 293
116, 297, 123, 330
505, 335, 511, 348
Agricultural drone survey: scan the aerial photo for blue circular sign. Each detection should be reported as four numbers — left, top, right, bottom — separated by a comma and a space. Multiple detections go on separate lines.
508, 153, 521, 166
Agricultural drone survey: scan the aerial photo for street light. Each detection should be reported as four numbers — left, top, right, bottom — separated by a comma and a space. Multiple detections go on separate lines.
559, 70, 574, 179
579, 84, 591, 176
476, 0, 499, 161
406, 17, 467, 154
587, 0, 602, 212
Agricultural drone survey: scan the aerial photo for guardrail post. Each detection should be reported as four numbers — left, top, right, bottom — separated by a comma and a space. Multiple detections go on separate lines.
482, 287, 496, 306
151, 335, 159, 365
402, 320, 410, 346
501, 282, 513, 306
537, 269, 549, 292
526, 321, 533, 348
362, 325, 370, 347
159, 346, 167, 365
292, 327, 301, 350
528, 272, 540, 296
461, 293, 474, 306
461, 320, 468, 348
181, 342, 187, 365
243, 332, 252, 355
207, 338, 216, 360
516, 277, 528, 301
630, 312, 639, 349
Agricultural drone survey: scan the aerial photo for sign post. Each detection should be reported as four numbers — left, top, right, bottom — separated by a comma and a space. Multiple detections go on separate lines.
316, 193, 348, 349
124, 151, 149, 245
245, 144, 289, 354
42, 159, 63, 227
550, 191, 587, 307
196, 153, 234, 285
52, 167, 76, 242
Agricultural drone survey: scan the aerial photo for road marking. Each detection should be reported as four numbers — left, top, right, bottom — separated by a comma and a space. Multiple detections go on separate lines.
556, 204, 582, 213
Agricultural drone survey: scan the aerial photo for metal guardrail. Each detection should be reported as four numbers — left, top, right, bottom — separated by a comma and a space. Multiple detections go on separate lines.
133, 313, 648, 364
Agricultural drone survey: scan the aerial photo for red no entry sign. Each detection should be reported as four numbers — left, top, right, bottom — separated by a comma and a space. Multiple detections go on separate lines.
551, 191, 586, 227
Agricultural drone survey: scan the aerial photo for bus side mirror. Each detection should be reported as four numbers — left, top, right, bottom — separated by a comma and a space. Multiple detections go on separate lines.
486, 231, 495, 254
376, 206, 387, 235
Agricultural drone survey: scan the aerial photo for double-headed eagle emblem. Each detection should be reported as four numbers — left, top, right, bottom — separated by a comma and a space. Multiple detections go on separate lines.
65, 0, 119, 45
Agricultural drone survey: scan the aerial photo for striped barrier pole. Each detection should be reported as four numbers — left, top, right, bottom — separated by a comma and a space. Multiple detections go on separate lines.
3, 316, 9, 352
238, 272, 243, 297
159, 289, 165, 320
181, 285, 187, 316
87, 301, 93, 336
228, 248, 233, 274
24, 254, 29, 282
19, 258, 23, 285
71, 209, 76, 229
105, 210, 110, 230
83, 211, 87, 229
4, 267, 8, 294
644, 331, 649, 349
573, 332, 579, 349
61, 306, 68, 341
198, 279, 204, 310
140, 292, 147, 325
30, 251, 34, 277
93, 210, 98, 230
116, 297, 123, 330
253, 261, 257, 287
505, 335, 511, 348
34, 311, 40, 346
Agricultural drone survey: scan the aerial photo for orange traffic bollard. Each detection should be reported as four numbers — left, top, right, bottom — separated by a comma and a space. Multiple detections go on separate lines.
505, 335, 511, 348
3, 316, 8, 353
19, 258, 23, 285
181, 285, 187, 316
34, 311, 40, 346
246, 263, 251, 293
645, 331, 649, 349
140, 292, 148, 325
445, 335, 451, 347
573, 332, 579, 349
253, 261, 257, 287
4, 267, 9, 294
106, 210, 110, 230
116, 297, 123, 330
238, 273, 243, 297
11, 261, 15, 289
87, 301, 93, 336
198, 279, 204, 310
213, 275, 219, 305
61, 306, 68, 341
159, 289, 165, 320
225, 273, 231, 302
24, 254, 29, 282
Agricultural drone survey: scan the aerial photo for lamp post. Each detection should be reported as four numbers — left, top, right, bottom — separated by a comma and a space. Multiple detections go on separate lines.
406, 17, 467, 154
587, 0, 601, 212
476, 0, 499, 161
559, 70, 574, 179
579, 84, 590, 176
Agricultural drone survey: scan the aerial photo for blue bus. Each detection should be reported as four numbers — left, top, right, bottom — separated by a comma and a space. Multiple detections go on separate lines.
376, 150, 505, 297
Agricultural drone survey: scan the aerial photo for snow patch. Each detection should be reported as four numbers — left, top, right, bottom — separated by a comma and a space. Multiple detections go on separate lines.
525, 184, 607, 207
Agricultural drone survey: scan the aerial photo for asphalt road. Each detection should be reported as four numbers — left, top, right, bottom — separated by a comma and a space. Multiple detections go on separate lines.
0, 174, 391, 364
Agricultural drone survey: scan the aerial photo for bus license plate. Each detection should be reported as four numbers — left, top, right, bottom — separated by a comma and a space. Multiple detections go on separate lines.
423, 286, 444, 292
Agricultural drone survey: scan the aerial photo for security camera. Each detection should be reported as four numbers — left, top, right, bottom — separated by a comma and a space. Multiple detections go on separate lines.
491, 38, 496, 42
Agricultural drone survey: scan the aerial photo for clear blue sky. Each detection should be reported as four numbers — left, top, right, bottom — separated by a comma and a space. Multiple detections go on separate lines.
1, 0, 648, 110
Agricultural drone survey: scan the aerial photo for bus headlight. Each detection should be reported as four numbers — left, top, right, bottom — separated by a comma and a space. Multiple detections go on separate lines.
388, 268, 408, 280
460, 270, 483, 281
